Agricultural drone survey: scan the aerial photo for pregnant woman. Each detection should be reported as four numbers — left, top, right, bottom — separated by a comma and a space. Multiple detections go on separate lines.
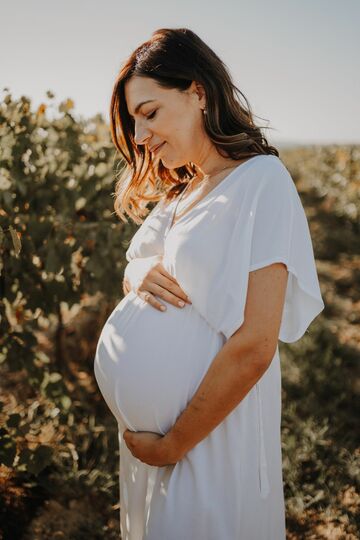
94, 27, 325, 539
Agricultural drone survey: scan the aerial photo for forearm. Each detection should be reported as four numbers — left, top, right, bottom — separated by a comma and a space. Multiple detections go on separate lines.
163, 339, 271, 458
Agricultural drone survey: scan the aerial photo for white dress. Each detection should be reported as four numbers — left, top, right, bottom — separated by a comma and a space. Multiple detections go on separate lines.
93, 154, 325, 540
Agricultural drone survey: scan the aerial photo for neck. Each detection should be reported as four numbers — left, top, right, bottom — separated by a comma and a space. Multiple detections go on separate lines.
189, 162, 240, 193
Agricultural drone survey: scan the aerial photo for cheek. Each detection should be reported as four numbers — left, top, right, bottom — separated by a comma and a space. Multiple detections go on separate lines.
160, 113, 199, 162
169, 121, 196, 151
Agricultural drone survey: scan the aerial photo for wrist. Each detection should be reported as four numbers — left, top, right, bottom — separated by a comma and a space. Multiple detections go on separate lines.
160, 428, 188, 463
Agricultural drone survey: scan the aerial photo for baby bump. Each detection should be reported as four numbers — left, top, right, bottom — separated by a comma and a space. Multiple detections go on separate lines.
94, 290, 224, 435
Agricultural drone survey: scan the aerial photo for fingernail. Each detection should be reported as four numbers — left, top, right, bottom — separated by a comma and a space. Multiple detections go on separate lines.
178, 300, 185, 307
160, 305, 167, 311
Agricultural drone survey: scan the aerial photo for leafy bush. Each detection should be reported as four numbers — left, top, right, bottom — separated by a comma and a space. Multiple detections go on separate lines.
0, 90, 137, 538
0, 90, 358, 538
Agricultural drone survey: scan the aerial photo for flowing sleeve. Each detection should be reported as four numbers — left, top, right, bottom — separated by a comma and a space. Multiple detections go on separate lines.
218, 160, 325, 343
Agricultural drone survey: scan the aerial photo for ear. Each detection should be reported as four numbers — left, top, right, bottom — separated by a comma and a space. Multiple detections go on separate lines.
190, 80, 206, 110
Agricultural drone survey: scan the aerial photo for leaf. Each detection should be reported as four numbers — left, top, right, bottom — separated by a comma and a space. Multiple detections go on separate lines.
28, 220, 52, 246
38, 423, 55, 444
0, 435, 17, 467
45, 246, 63, 274
26, 444, 54, 475
48, 372, 62, 383
60, 395, 72, 411
36, 103, 47, 116
9, 225, 21, 256
3, 191, 14, 210
35, 444, 53, 463
7, 413, 21, 428
59, 98, 74, 113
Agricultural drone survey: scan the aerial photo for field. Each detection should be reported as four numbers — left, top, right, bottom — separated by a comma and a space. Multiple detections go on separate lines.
0, 93, 359, 539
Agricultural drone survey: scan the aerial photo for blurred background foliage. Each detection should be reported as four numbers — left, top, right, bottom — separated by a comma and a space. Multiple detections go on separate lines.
0, 90, 359, 539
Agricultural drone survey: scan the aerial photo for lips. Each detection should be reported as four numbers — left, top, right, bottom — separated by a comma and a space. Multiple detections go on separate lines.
151, 142, 165, 154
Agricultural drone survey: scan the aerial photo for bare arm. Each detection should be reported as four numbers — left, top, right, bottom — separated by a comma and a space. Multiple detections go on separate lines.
161, 262, 288, 459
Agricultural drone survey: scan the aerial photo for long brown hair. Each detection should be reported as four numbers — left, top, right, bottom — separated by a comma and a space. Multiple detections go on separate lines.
110, 27, 279, 224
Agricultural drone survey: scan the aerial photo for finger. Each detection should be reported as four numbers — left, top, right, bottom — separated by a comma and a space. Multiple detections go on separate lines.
157, 265, 180, 285
137, 269, 191, 307
147, 269, 192, 304
146, 263, 192, 304
157, 269, 192, 304
123, 278, 132, 295
150, 281, 192, 307
137, 290, 168, 312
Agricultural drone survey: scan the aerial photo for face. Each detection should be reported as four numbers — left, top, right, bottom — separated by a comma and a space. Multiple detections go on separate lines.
124, 75, 210, 169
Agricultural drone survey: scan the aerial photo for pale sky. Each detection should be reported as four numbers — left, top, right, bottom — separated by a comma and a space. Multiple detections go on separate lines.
1, 0, 359, 145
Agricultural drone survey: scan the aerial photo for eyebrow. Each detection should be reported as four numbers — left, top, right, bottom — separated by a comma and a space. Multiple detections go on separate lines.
129, 99, 156, 117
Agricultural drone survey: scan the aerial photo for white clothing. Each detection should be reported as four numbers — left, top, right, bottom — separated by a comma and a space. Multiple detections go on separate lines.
94, 154, 325, 539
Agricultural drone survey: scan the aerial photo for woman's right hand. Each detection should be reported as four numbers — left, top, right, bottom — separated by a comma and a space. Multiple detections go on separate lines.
124, 255, 192, 312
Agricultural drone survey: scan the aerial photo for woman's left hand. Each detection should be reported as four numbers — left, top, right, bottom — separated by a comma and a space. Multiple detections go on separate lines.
122, 429, 182, 467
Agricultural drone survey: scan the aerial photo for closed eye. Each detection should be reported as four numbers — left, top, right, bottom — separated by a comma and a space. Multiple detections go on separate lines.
128, 109, 157, 124
146, 110, 157, 120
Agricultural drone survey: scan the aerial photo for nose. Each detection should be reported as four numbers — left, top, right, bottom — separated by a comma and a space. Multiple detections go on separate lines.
134, 122, 152, 147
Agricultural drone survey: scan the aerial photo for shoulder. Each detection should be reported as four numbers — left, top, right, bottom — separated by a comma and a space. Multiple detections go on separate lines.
248, 154, 296, 194
253, 154, 292, 178
230, 154, 298, 215
234, 154, 293, 185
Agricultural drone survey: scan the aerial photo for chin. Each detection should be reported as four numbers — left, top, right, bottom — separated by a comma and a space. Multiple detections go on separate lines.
160, 156, 188, 170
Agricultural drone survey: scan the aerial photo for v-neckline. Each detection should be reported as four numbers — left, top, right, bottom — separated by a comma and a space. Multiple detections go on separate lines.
164, 154, 263, 238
